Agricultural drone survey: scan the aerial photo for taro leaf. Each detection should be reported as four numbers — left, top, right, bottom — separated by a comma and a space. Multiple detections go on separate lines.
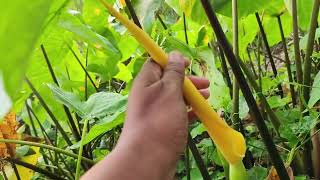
83, 112, 125, 145
0, 0, 51, 112
58, 12, 121, 59
87, 57, 119, 82
300, 28, 320, 50
165, 0, 196, 16
163, 37, 197, 59
210, 0, 270, 18
279, 124, 299, 147
182, 168, 202, 180
191, 123, 206, 138
133, 0, 164, 34
47, 84, 127, 119
267, 96, 291, 109
248, 166, 268, 180
308, 70, 320, 108
16, 145, 35, 158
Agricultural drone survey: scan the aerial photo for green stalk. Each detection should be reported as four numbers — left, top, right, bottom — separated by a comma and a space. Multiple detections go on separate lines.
76, 118, 89, 180
0, 139, 95, 165
292, 0, 303, 109
230, 161, 248, 180
232, 0, 242, 134
302, 0, 320, 104
302, 0, 320, 176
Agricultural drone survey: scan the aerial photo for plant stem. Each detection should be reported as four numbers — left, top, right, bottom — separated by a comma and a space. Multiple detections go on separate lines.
200, 1, 289, 179
41, 44, 81, 141
246, 48, 258, 79
231, 0, 245, 135
76, 118, 89, 180
255, 13, 284, 98
67, 45, 99, 92
238, 56, 281, 131
183, 13, 191, 180
302, 0, 320, 177
217, 43, 233, 97
6, 158, 64, 180
0, 139, 95, 165
124, 0, 142, 28
188, 134, 211, 180
302, 0, 320, 105
292, 0, 304, 110
156, 14, 167, 30
25, 78, 73, 147
277, 16, 297, 106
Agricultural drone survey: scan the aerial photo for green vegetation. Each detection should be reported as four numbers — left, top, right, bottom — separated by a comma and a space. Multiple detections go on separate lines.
0, 0, 319, 179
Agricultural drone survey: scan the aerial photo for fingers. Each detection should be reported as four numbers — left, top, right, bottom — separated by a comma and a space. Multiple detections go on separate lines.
187, 88, 210, 122
188, 76, 210, 90
162, 51, 188, 87
135, 58, 162, 87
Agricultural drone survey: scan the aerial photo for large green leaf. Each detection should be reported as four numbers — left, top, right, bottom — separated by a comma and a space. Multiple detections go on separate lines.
210, 0, 273, 18
0, 0, 51, 117
48, 84, 127, 119
284, 0, 314, 30
58, 12, 121, 59
308, 71, 320, 108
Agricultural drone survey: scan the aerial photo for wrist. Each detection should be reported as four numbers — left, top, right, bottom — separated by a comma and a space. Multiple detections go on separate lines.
114, 130, 178, 179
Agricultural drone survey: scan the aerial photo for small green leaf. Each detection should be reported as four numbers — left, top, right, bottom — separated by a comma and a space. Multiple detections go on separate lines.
308, 70, 320, 108
247, 166, 267, 180
48, 84, 127, 119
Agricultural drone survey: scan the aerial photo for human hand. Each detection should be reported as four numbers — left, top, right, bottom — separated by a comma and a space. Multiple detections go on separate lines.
115, 51, 210, 178
82, 51, 210, 180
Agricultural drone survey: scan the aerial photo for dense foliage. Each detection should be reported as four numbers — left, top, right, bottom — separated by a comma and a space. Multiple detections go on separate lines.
0, 0, 319, 179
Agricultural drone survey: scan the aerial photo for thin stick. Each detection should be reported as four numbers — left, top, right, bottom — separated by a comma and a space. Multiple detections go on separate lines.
255, 13, 284, 98
0, 139, 95, 165
124, 0, 142, 28
67, 45, 99, 92
292, 0, 303, 99
188, 134, 211, 180
277, 16, 297, 106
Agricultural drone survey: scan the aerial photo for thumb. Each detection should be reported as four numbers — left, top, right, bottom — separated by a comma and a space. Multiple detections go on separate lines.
135, 58, 162, 87
162, 51, 187, 87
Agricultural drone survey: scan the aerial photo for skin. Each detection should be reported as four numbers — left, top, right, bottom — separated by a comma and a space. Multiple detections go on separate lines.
82, 52, 210, 180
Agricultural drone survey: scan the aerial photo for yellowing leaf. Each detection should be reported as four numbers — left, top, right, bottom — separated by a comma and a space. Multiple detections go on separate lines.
16, 147, 40, 180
